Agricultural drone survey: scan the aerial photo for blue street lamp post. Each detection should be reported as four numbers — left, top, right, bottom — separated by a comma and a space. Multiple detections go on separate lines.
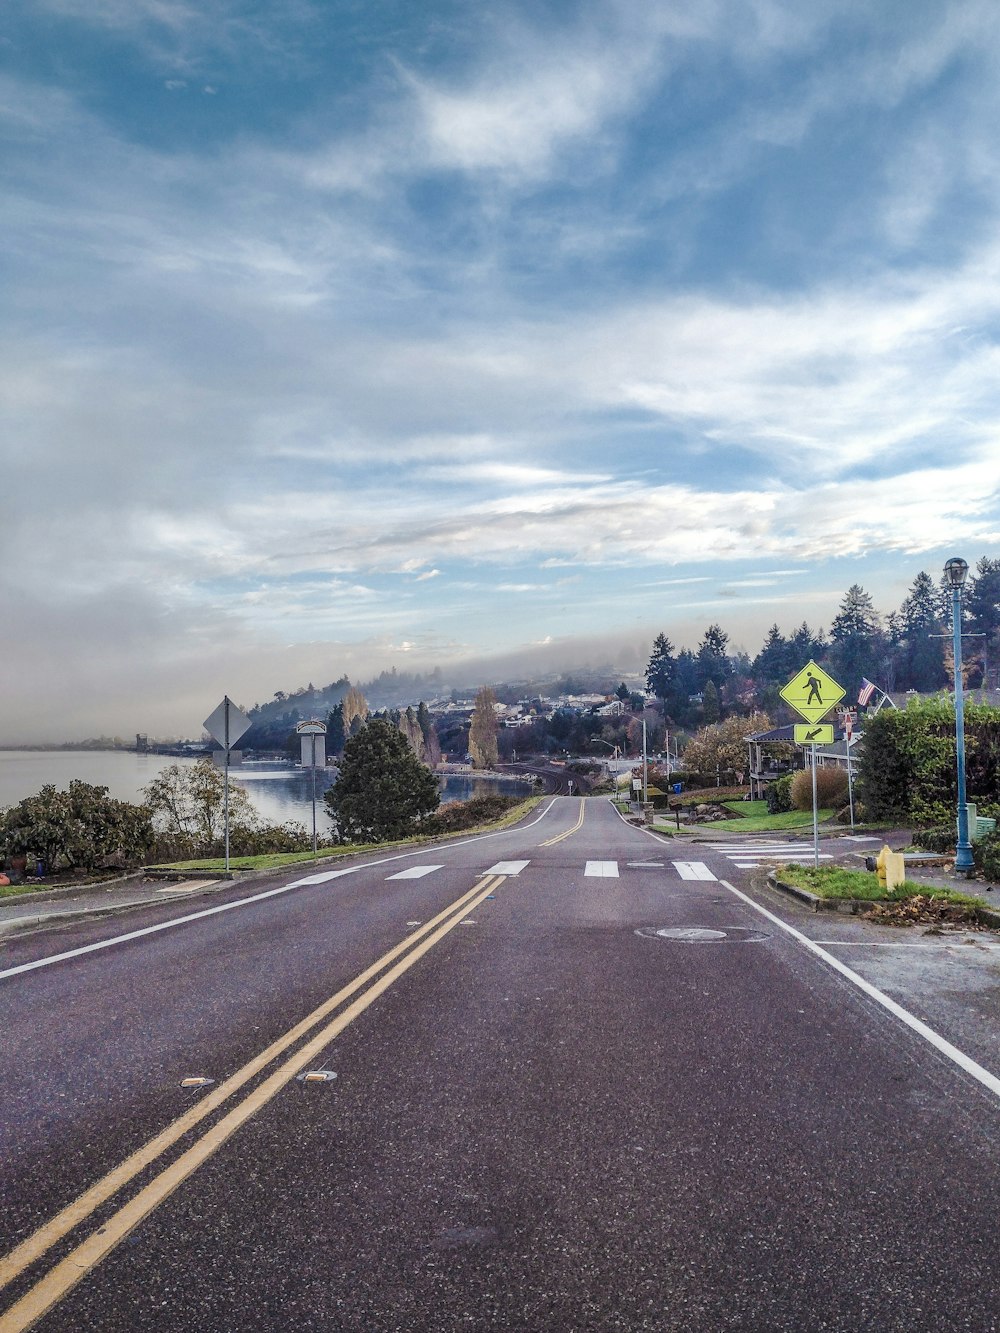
945, 557, 975, 875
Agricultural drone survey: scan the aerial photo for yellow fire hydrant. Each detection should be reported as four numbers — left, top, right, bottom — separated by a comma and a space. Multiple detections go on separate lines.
876, 844, 906, 891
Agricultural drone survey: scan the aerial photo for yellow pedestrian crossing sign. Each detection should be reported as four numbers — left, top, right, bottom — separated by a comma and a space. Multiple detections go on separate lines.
793, 724, 835, 745
779, 661, 846, 724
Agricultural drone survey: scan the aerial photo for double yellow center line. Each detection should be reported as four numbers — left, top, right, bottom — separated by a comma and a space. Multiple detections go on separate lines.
0, 872, 504, 1332
539, 797, 586, 847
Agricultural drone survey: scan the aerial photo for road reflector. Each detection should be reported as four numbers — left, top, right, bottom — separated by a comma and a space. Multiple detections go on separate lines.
298, 1070, 338, 1083
793, 724, 835, 745
180, 1077, 215, 1089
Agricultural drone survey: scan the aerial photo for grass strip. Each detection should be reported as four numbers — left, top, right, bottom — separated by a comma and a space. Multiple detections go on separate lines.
776, 862, 982, 906
151, 796, 542, 873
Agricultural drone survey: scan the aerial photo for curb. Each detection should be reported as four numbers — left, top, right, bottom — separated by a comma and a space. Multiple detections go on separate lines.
0, 881, 236, 937
0, 871, 150, 908
767, 872, 1000, 929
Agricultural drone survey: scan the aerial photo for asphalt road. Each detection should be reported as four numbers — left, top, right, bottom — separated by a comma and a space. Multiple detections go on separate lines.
2, 798, 1000, 1331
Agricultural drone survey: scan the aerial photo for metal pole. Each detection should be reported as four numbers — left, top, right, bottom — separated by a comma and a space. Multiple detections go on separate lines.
642, 720, 648, 804
811, 744, 819, 868
845, 724, 855, 832
223, 696, 231, 874
311, 732, 318, 855
952, 586, 975, 874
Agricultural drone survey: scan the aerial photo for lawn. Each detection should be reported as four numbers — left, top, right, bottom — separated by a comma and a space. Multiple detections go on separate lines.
776, 862, 982, 905
653, 805, 834, 834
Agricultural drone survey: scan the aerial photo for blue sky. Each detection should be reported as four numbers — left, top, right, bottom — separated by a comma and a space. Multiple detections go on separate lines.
2, 0, 999, 739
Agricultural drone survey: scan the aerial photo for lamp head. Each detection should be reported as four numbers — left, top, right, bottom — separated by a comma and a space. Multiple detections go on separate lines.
944, 557, 969, 589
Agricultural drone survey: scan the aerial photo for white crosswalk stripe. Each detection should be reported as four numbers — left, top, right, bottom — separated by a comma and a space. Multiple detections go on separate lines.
716, 841, 832, 865
386, 865, 444, 880
672, 861, 717, 881
585, 860, 619, 877
487, 860, 530, 876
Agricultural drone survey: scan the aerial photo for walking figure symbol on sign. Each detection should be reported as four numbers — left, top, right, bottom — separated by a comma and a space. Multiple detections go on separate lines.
805, 671, 823, 705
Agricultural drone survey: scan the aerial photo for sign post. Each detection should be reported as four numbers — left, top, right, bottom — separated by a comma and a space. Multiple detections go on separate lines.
296, 720, 328, 855
779, 662, 846, 868
843, 709, 856, 831
203, 697, 252, 874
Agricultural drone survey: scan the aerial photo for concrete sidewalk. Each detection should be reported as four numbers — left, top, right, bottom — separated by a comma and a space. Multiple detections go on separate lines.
0, 872, 236, 936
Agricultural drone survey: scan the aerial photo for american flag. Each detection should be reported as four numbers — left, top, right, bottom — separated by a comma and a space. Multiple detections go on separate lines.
858, 678, 876, 706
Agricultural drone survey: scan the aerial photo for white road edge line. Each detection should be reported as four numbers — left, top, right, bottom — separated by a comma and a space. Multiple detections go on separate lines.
0, 799, 561, 983
718, 879, 1000, 1103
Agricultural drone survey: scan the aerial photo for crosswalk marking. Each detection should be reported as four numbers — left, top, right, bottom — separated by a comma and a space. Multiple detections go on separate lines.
717, 841, 832, 865
387, 865, 444, 880
672, 861, 717, 882
585, 861, 619, 878
487, 860, 530, 876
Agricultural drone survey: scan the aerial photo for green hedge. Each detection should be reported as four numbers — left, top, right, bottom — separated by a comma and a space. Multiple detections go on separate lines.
856, 698, 1000, 826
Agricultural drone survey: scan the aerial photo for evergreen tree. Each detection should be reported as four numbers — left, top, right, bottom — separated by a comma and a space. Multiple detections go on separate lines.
326, 702, 346, 755
828, 586, 883, 695
789, 622, 825, 670
966, 557, 1000, 640
702, 679, 720, 723
965, 558, 1000, 688
696, 624, 732, 690
645, 633, 676, 702
897, 571, 946, 691
753, 625, 793, 685
324, 718, 440, 843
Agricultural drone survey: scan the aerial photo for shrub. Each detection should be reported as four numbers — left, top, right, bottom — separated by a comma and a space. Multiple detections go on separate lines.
914, 826, 955, 854
421, 794, 521, 834
766, 774, 794, 814
790, 766, 849, 811
973, 829, 1000, 882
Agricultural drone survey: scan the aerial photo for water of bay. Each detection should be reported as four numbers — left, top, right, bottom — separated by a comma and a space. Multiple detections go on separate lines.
0, 751, 532, 831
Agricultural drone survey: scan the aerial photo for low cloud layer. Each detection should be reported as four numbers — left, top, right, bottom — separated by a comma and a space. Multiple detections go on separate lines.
1, 0, 999, 739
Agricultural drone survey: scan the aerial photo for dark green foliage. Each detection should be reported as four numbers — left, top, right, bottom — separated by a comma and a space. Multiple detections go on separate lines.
973, 830, 1000, 882
766, 774, 794, 814
324, 717, 440, 843
227, 822, 311, 856
967, 558, 1000, 639
421, 794, 521, 835
326, 702, 346, 754
645, 633, 676, 701
0, 781, 155, 873
696, 624, 731, 690
702, 679, 720, 723
827, 584, 886, 697
856, 698, 1000, 826
913, 826, 955, 853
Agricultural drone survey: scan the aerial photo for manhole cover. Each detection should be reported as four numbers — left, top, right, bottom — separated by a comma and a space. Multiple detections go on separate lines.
658, 927, 727, 940
635, 926, 769, 943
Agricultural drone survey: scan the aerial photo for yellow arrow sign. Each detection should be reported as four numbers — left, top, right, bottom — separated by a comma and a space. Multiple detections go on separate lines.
779, 660, 846, 724
794, 724, 835, 745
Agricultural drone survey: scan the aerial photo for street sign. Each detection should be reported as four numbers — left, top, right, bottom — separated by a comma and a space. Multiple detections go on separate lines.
203, 697, 251, 750
794, 724, 835, 745
779, 661, 846, 724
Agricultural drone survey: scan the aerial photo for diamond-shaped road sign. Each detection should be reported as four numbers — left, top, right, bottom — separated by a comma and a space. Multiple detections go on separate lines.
779, 661, 846, 725
203, 696, 252, 750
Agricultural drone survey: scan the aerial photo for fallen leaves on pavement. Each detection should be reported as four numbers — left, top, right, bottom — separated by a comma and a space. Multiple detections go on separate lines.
862, 894, 989, 930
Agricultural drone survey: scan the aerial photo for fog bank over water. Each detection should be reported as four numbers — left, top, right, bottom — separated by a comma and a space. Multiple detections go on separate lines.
0, 752, 531, 827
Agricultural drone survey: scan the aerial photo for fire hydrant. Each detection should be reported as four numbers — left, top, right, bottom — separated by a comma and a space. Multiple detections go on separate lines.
876, 844, 905, 891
